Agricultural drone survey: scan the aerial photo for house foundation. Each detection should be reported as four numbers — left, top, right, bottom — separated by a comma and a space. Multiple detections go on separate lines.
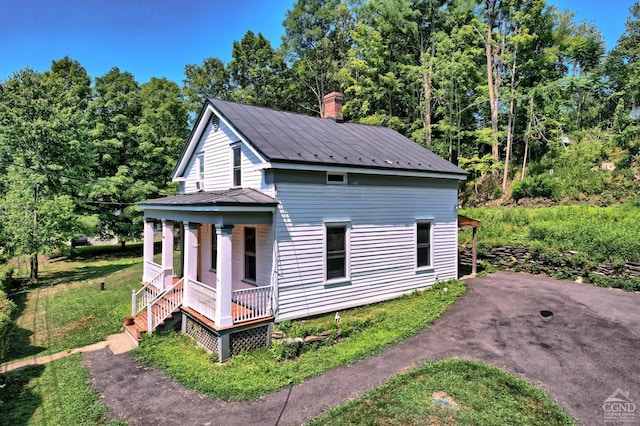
181, 309, 273, 362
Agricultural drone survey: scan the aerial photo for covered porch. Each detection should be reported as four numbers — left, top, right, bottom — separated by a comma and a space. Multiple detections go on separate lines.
128, 189, 278, 359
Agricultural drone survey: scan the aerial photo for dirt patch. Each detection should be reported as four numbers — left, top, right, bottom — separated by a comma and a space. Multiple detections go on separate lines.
432, 391, 459, 409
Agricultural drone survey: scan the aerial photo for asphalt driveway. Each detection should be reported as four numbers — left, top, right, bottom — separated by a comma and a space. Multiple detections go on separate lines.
85, 272, 640, 425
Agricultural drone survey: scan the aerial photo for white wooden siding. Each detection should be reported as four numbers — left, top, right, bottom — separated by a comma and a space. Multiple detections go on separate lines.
274, 182, 458, 321
181, 122, 267, 193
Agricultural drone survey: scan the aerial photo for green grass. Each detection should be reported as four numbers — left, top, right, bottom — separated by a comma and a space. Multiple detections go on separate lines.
132, 280, 465, 401
0, 354, 126, 426
460, 203, 640, 264
5, 250, 143, 362
307, 359, 575, 425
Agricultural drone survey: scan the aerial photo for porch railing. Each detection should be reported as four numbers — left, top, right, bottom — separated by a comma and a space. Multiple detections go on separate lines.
144, 261, 162, 283
232, 286, 272, 322
185, 278, 217, 322
147, 278, 184, 332
132, 269, 165, 316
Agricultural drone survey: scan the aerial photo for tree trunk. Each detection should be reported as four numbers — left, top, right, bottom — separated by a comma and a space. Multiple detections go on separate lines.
31, 184, 39, 285
120, 240, 127, 251
485, 9, 500, 160
502, 43, 518, 192
521, 95, 534, 180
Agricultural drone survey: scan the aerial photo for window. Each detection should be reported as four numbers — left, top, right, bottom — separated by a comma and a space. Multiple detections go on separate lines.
416, 222, 432, 268
327, 172, 346, 184
211, 226, 217, 271
244, 227, 256, 282
326, 224, 348, 280
196, 153, 205, 190
232, 145, 241, 187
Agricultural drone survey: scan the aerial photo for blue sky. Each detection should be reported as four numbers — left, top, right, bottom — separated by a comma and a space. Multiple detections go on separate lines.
0, 0, 635, 85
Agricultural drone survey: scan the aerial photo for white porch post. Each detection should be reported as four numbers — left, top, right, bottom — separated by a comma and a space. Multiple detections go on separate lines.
143, 219, 155, 282
161, 220, 174, 289
215, 224, 234, 328
183, 222, 200, 307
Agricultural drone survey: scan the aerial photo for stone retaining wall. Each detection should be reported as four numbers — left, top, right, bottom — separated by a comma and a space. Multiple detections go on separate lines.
459, 245, 640, 280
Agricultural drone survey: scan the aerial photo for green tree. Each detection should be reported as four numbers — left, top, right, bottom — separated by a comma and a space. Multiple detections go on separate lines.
0, 63, 94, 283
228, 30, 290, 109
183, 57, 230, 116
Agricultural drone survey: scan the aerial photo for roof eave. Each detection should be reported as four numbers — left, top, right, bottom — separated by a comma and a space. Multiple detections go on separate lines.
266, 160, 468, 180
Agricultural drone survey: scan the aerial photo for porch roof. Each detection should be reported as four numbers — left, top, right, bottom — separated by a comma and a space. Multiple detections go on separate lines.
139, 188, 278, 208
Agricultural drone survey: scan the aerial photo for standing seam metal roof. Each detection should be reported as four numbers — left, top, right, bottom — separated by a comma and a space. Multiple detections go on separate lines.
209, 98, 467, 176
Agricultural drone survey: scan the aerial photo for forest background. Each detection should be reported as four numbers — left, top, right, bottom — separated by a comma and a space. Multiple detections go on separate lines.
1, 0, 639, 282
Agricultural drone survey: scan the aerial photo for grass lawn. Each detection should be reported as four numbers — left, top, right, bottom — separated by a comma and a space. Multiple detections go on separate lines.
5, 248, 143, 362
132, 280, 466, 401
0, 354, 126, 426
307, 359, 575, 425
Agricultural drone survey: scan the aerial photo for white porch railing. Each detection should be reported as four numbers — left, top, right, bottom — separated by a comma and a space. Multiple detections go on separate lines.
185, 278, 217, 321
147, 278, 184, 332
144, 261, 162, 283
232, 286, 272, 322
132, 269, 164, 316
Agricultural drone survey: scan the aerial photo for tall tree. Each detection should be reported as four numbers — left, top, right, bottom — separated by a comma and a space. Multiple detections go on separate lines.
282, 0, 356, 115
88, 68, 143, 248
0, 62, 94, 283
183, 57, 230, 116
228, 30, 290, 109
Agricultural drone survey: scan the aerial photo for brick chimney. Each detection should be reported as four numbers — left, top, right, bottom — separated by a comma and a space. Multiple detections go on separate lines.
322, 92, 344, 122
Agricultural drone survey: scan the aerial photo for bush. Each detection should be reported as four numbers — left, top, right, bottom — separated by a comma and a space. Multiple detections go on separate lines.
0, 264, 13, 294
0, 290, 17, 361
511, 176, 562, 202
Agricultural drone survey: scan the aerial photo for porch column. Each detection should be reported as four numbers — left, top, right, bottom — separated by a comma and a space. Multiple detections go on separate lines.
215, 224, 234, 328
143, 219, 155, 282
162, 220, 174, 289
183, 222, 200, 307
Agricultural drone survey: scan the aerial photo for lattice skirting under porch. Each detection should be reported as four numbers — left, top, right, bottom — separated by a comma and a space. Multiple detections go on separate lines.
185, 317, 218, 353
230, 325, 270, 356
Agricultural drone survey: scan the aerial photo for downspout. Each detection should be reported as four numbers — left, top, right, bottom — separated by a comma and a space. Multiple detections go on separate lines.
271, 183, 279, 320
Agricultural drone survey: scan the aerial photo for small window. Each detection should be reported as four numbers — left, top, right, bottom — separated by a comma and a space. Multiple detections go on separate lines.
244, 227, 256, 282
232, 145, 241, 187
211, 226, 217, 271
326, 224, 347, 280
327, 172, 346, 184
417, 222, 432, 268
196, 153, 205, 190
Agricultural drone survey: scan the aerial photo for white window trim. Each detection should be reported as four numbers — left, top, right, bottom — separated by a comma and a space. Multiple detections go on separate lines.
196, 152, 205, 190
323, 220, 351, 285
415, 218, 434, 272
231, 143, 242, 188
326, 172, 347, 184
243, 226, 257, 284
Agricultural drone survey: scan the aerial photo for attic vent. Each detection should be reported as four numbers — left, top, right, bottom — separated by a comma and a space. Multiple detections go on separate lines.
327, 172, 346, 184
211, 114, 220, 131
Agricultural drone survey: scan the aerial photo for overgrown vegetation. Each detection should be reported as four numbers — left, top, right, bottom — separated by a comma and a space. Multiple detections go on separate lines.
132, 280, 465, 401
460, 203, 640, 264
460, 203, 640, 290
307, 359, 574, 425
0, 355, 126, 426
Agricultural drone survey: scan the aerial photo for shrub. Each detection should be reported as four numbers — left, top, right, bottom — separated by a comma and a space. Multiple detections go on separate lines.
511, 176, 562, 202
0, 264, 13, 294
0, 290, 17, 361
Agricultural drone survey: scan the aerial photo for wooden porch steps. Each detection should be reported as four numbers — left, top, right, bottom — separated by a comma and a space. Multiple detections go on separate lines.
124, 278, 182, 345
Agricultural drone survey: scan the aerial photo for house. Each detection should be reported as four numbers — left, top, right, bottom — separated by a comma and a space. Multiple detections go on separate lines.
128, 93, 467, 361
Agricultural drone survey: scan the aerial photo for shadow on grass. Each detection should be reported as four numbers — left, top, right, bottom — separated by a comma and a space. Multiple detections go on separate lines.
38, 262, 138, 287
3, 292, 46, 363
0, 364, 45, 425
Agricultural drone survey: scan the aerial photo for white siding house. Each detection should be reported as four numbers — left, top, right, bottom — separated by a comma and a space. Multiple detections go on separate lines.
131, 93, 467, 361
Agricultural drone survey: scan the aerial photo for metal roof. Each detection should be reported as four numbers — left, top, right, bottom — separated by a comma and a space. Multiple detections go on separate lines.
209, 98, 467, 176
139, 188, 277, 207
